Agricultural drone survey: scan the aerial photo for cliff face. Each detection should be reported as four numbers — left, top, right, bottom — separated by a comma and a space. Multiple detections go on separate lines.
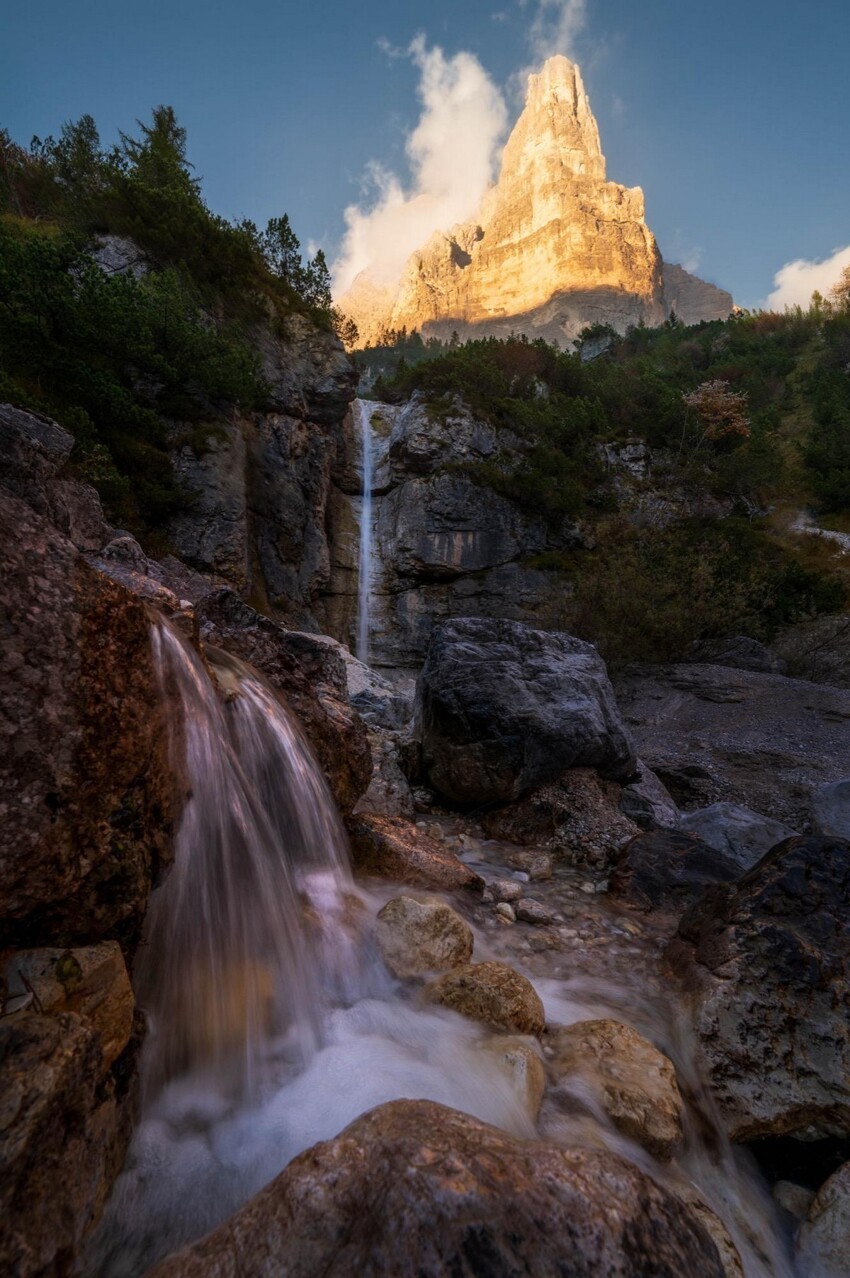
340, 57, 732, 346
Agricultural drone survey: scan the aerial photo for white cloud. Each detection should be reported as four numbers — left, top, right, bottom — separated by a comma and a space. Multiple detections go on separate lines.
526, 0, 587, 62
765, 244, 850, 311
332, 37, 508, 295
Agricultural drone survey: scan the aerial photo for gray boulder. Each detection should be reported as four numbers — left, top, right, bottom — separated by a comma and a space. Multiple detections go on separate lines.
620, 758, 680, 830
811, 779, 850, 841
678, 802, 796, 872
417, 619, 636, 804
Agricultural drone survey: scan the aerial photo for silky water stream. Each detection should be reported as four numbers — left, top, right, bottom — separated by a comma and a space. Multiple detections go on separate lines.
89, 620, 796, 1277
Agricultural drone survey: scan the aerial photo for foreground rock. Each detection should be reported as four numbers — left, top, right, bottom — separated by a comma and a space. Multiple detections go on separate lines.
418, 619, 636, 805
348, 815, 483, 892
148, 1100, 726, 1277
0, 491, 177, 954
674, 835, 850, 1141
547, 1019, 684, 1161
609, 830, 740, 913
811, 778, 850, 841
423, 961, 545, 1036
0, 1012, 138, 1277
374, 897, 473, 979
484, 768, 639, 868
796, 1162, 850, 1278
615, 662, 850, 829
678, 802, 795, 872
195, 590, 371, 816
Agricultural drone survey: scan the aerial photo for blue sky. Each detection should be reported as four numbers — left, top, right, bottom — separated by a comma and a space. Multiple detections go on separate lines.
3, 0, 849, 308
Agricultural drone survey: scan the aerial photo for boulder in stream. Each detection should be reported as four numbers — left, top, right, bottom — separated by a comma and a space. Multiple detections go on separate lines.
423, 960, 546, 1036
374, 896, 473, 979
147, 1099, 727, 1278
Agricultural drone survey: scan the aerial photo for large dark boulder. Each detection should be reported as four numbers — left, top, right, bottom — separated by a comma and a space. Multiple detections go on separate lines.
0, 491, 178, 954
417, 618, 636, 805
609, 830, 741, 913
195, 589, 371, 817
148, 1100, 725, 1278
673, 835, 850, 1141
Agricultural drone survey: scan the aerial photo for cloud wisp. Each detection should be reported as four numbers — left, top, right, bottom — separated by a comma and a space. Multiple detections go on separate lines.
526, 0, 587, 63
332, 37, 508, 294
765, 244, 850, 311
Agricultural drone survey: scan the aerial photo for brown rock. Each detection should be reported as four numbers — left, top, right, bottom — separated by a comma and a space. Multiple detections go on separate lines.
0, 1012, 138, 1277
147, 1100, 725, 1278
348, 814, 483, 892
374, 896, 473, 979
478, 1038, 547, 1119
506, 850, 553, 880
0, 491, 178, 955
423, 961, 545, 1036
547, 1018, 684, 1161
195, 589, 371, 816
1, 942, 134, 1069
515, 898, 556, 926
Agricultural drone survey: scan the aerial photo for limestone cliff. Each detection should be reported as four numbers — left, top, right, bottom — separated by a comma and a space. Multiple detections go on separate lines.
340, 57, 732, 346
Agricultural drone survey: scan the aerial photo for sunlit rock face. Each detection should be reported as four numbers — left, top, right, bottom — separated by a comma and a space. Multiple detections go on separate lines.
340, 57, 732, 346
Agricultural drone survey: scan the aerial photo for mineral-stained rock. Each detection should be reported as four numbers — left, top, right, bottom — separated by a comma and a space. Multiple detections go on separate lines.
374, 896, 473, 979
0, 1012, 138, 1278
195, 589, 371, 816
418, 619, 636, 805
678, 802, 795, 872
147, 1100, 725, 1278
348, 814, 483, 892
485, 767, 639, 867
547, 1018, 685, 1161
674, 835, 850, 1141
0, 491, 177, 954
477, 1038, 547, 1119
1, 942, 134, 1070
795, 1162, 850, 1278
423, 961, 545, 1036
609, 829, 740, 913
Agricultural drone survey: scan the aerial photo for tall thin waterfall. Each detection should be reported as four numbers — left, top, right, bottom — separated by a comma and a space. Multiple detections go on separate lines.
140, 622, 362, 1092
355, 399, 373, 663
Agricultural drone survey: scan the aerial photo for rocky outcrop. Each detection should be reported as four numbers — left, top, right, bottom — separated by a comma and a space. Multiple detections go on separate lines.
615, 662, 850, 829
148, 1100, 726, 1277
674, 835, 850, 1141
546, 1019, 685, 1161
417, 619, 636, 804
340, 57, 732, 347
0, 490, 178, 954
423, 961, 546, 1036
348, 814, 483, 892
194, 589, 371, 816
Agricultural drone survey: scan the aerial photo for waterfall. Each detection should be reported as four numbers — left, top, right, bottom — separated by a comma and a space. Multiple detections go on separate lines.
140, 622, 363, 1093
355, 398, 373, 663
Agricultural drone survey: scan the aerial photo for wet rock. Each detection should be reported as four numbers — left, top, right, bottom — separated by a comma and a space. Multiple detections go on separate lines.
0, 492, 178, 954
496, 903, 517, 923
615, 662, 850, 830
195, 590, 371, 816
490, 879, 524, 903
681, 1198, 745, 1278
678, 802, 796, 872
418, 620, 636, 804
1, 943, 133, 1070
796, 1162, 850, 1278
619, 758, 680, 831
374, 897, 473, 979
478, 1037, 546, 1119
773, 1181, 815, 1221
486, 768, 639, 869
0, 402, 111, 552
675, 835, 850, 1141
506, 849, 553, 880
354, 734, 415, 818
609, 829, 740, 913
0, 1012, 138, 1277
811, 778, 850, 841
349, 815, 483, 892
423, 961, 545, 1036
547, 1018, 685, 1161
147, 1100, 725, 1278
515, 899, 556, 926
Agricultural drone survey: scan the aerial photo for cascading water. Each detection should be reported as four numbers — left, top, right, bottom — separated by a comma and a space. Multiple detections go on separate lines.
354, 398, 373, 663
90, 620, 796, 1278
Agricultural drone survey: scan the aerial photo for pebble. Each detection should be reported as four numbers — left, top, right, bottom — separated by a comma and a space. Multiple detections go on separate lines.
579, 882, 596, 894
495, 903, 516, 923
490, 879, 523, 903
515, 899, 556, 926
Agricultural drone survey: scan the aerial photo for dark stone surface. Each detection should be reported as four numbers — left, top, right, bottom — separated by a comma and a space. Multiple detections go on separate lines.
418, 618, 636, 804
609, 830, 740, 913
